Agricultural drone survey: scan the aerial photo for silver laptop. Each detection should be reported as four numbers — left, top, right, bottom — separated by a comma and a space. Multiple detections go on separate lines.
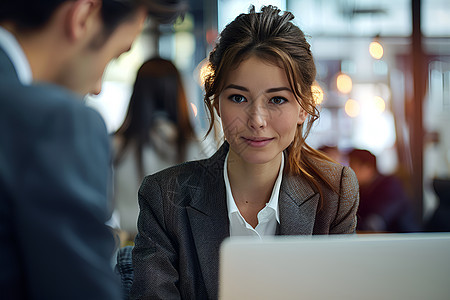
219, 233, 450, 300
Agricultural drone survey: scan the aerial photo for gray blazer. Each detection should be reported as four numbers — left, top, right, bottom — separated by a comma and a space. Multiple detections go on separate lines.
131, 142, 359, 300
0, 47, 121, 299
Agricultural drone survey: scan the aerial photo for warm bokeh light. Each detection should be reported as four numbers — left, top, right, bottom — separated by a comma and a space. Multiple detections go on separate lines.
190, 102, 198, 117
369, 41, 384, 60
199, 62, 213, 86
345, 98, 360, 118
336, 73, 352, 94
373, 96, 386, 113
311, 83, 324, 105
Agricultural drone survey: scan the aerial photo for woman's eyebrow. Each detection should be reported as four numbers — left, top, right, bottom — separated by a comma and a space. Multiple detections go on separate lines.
224, 84, 248, 91
224, 84, 292, 93
265, 87, 292, 93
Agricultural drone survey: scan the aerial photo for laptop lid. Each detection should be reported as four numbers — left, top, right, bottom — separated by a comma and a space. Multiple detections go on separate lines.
219, 233, 450, 300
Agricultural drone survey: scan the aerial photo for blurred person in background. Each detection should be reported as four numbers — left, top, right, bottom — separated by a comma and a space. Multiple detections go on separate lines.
318, 145, 346, 165
426, 178, 450, 232
113, 57, 207, 244
348, 148, 421, 233
423, 131, 450, 232
0, 0, 185, 299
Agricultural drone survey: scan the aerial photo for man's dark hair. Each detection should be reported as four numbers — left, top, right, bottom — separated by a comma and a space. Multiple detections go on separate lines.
0, 0, 187, 33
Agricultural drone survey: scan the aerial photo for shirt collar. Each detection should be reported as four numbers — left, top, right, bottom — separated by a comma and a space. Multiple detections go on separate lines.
224, 150, 284, 223
0, 26, 33, 85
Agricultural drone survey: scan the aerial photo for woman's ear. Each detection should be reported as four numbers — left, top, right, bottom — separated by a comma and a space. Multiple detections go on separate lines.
297, 107, 308, 125
65, 0, 101, 42
213, 97, 220, 117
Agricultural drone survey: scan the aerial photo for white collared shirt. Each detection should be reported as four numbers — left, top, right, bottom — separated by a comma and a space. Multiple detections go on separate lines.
0, 26, 32, 85
224, 151, 284, 238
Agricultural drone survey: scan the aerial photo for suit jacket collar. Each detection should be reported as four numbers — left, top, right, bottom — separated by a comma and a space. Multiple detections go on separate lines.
186, 142, 320, 297
0, 27, 32, 84
0, 46, 19, 82
187, 142, 229, 216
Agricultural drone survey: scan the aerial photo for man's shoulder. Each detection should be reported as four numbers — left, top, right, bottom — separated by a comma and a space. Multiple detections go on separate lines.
0, 82, 105, 132
2, 81, 81, 111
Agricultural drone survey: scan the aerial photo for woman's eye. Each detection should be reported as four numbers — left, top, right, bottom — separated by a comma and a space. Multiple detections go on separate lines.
229, 95, 246, 103
270, 97, 287, 105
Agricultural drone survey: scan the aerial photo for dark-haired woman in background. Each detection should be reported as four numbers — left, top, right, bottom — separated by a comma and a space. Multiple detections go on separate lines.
131, 6, 359, 299
113, 58, 207, 243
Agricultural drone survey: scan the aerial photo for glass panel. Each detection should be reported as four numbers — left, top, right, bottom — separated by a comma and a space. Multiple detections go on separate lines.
423, 0, 450, 37
288, 0, 411, 37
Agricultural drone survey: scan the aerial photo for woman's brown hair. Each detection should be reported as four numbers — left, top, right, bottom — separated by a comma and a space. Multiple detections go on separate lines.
203, 5, 337, 202
115, 58, 194, 178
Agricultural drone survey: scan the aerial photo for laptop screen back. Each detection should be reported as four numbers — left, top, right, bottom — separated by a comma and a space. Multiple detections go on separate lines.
219, 233, 450, 300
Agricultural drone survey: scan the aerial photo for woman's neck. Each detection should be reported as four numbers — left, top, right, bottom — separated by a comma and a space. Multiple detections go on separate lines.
227, 150, 282, 206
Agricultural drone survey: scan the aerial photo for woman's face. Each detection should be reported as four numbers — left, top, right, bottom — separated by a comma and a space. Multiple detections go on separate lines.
217, 56, 307, 166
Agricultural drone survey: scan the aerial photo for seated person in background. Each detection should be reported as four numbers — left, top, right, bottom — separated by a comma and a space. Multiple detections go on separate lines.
318, 145, 346, 164
113, 58, 208, 243
426, 178, 450, 232
131, 5, 359, 299
348, 149, 421, 233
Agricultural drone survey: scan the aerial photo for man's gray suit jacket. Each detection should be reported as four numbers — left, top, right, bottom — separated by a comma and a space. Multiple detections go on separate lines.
0, 47, 121, 299
131, 142, 360, 300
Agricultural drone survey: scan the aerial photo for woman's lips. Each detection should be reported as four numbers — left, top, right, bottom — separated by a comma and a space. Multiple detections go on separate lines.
242, 137, 274, 147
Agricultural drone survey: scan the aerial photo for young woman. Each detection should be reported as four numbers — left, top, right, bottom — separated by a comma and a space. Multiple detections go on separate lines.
131, 6, 359, 300
113, 58, 206, 240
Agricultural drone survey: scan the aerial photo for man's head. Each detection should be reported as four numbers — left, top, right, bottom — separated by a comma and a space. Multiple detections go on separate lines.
0, 0, 187, 33
0, 0, 187, 94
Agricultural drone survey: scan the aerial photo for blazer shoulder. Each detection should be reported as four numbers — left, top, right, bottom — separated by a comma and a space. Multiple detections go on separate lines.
309, 158, 343, 182
141, 158, 212, 187
145, 142, 227, 182
307, 157, 358, 191
139, 143, 228, 198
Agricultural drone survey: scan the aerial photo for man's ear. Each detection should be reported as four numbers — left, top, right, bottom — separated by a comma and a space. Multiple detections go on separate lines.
65, 0, 101, 42
90, 77, 103, 95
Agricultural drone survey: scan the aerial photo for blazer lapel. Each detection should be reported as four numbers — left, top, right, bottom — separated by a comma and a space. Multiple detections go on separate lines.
278, 173, 320, 235
186, 143, 230, 298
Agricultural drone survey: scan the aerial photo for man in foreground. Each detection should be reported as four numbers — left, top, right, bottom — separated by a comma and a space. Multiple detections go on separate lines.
0, 0, 185, 298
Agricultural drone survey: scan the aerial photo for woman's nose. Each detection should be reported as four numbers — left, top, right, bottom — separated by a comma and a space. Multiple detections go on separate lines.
247, 102, 268, 129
